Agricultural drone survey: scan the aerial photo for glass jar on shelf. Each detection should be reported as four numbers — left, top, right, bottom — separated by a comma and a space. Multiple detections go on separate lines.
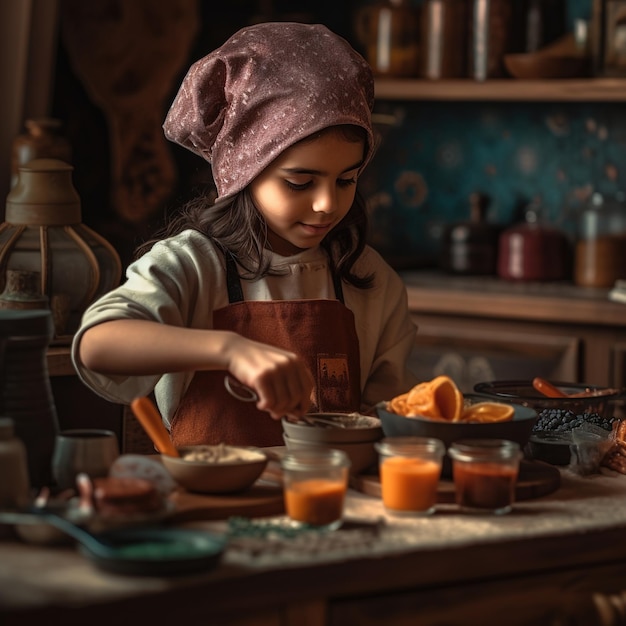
354, 0, 421, 77
574, 191, 626, 288
420, 0, 467, 79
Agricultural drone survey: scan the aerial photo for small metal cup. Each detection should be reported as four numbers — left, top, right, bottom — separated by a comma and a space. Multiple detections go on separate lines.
52, 429, 120, 491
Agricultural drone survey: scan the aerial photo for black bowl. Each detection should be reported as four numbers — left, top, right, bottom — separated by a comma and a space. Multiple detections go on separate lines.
473, 380, 623, 421
527, 431, 573, 466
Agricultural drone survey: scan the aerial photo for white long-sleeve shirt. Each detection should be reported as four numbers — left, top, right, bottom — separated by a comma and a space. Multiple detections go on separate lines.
71, 230, 418, 428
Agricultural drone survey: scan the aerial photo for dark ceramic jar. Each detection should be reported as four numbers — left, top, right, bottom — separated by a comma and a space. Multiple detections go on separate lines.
440, 193, 500, 275
497, 204, 571, 281
0, 310, 59, 488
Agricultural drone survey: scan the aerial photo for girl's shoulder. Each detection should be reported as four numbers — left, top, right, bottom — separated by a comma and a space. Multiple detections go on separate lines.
139, 230, 225, 268
355, 245, 401, 281
340, 245, 405, 298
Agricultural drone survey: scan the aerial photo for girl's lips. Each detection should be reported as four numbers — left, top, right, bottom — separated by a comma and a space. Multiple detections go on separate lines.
299, 222, 333, 234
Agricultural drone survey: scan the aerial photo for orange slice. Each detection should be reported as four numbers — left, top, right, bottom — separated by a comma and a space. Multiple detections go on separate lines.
460, 401, 514, 423
391, 375, 464, 422
388, 393, 410, 416
430, 375, 464, 422
405, 381, 440, 418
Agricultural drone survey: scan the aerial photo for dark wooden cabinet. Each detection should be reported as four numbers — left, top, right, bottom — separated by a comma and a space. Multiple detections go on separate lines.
408, 313, 582, 393
403, 272, 626, 392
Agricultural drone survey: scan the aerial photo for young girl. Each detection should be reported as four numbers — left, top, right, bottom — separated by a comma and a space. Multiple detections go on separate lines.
72, 22, 418, 448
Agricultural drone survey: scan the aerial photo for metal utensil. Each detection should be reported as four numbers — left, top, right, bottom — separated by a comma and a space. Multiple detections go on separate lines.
224, 375, 258, 402
223, 375, 332, 426
0, 507, 119, 558
293, 414, 348, 429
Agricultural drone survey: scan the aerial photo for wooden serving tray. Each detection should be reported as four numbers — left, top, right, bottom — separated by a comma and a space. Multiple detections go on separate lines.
350, 459, 561, 503
167, 480, 284, 522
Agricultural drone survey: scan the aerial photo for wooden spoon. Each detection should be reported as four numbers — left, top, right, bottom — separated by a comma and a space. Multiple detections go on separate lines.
532, 377, 620, 399
130, 397, 179, 457
532, 377, 569, 398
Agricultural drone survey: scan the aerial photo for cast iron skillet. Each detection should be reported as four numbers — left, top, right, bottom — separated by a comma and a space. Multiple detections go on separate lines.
1, 508, 227, 576
77, 526, 226, 576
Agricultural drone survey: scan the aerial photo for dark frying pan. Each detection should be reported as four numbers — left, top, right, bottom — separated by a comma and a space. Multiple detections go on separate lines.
78, 526, 226, 576
1, 508, 226, 576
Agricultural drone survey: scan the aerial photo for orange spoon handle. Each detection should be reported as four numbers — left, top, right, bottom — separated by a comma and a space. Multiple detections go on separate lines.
532, 377, 568, 399
130, 397, 179, 457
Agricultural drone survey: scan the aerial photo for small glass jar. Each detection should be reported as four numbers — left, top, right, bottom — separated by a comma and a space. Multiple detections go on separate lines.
354, 0, 421, 77
421, 0, 468, 79
375, 437, 445, 516
448, 439, 522, 515
281, 449, 350, 531
574, 191, 626, 288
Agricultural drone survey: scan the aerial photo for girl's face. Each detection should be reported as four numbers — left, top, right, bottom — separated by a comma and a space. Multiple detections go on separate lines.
250, 129, 365, 256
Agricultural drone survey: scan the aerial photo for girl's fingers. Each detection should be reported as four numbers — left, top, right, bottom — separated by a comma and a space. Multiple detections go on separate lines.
255, 365, 313, 419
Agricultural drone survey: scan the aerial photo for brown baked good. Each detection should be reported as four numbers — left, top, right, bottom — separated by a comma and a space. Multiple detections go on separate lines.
92, 476, 163, 516
601, 420, 626, 474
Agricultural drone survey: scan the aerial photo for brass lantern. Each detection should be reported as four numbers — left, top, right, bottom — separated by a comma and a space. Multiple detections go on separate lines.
0, 158, 122, 343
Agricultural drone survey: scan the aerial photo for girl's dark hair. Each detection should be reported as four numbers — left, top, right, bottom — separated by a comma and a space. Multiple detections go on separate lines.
137, 125, 374, 289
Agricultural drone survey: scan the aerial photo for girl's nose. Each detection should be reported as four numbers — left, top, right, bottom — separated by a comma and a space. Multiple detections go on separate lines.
312, 185, 336, 214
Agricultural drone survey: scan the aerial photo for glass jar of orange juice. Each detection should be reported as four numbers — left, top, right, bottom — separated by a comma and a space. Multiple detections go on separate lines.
375, 437, 445, 516
281, 449, 350, 531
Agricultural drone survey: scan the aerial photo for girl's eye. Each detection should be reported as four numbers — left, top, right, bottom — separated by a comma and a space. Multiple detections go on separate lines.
285, 180, 311, 191
284, 177, 357, 191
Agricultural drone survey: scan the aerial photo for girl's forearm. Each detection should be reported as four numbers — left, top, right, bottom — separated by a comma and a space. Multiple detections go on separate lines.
78, 319, 235, 375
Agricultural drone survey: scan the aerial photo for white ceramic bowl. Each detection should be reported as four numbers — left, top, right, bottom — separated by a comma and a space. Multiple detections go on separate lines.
282, 413, 382, 444
161, 445, 268, 494
282, 433, 378, 475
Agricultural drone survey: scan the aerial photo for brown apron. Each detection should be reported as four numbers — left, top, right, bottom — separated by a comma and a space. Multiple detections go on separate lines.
170, 252, 361, 447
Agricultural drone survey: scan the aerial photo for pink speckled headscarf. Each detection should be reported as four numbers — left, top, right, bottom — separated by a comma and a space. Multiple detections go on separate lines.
163, 22, 375, 199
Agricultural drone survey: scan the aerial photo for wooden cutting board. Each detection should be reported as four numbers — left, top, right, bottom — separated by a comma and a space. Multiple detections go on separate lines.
350, 459, 561, 503
164, 458, 285, 522
166, 482, 285, 522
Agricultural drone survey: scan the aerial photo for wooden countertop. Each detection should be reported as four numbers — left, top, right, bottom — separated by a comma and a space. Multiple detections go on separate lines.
4, 467, 626, 625
401, 271, 626, 328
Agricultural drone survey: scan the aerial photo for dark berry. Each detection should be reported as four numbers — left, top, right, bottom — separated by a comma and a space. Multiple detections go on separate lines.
533, 408, 616, 433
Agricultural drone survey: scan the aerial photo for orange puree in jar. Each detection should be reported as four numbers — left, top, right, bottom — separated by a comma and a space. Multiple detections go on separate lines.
284, 479, 346, 526
380, 456, 441, 512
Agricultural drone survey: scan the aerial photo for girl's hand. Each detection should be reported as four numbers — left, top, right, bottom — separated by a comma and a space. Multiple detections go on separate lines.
224, 336, 315, 420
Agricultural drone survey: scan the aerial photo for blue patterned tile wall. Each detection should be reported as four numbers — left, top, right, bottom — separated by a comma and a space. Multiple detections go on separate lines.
362, 0, 626, 269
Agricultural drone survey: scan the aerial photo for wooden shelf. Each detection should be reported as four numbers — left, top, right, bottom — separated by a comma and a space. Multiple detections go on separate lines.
374, 78, 626, 102
401, 271, 626, 327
